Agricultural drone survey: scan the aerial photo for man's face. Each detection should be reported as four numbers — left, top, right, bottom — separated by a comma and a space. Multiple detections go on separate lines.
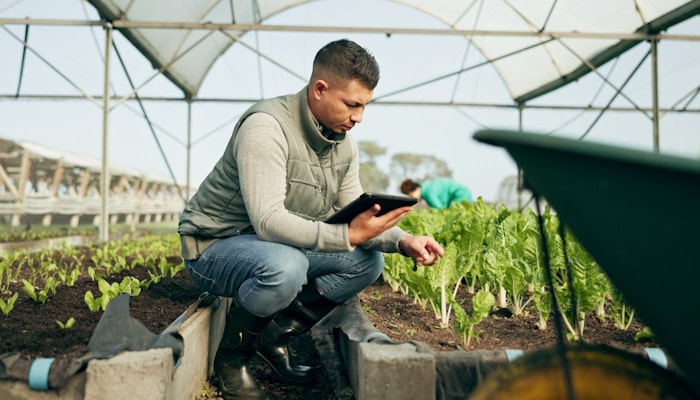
311, 79, 374, 134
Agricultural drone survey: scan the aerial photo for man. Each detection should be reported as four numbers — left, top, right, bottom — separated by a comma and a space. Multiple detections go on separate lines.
178, 39, 444, 399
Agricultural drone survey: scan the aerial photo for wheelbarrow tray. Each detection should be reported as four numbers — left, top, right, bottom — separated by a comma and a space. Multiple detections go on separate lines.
473, 129, 700, 394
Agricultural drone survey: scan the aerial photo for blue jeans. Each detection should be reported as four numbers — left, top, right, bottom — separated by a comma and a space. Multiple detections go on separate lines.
185, 234, 384, 317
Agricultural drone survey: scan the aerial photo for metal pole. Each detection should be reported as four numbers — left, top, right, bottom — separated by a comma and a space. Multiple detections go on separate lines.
517, 104, 524, 210
2, 18, 697, 41
651, 39, 660, 152
100, 24, 112, 242
15, 24, 29, 96
186, 99, 192, 200
1, 93, 698, 114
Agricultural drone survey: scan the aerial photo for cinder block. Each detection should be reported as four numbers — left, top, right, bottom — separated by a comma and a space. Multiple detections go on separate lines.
168, 306, 212, 400
356, 342, 435, 400
85, 348, 173, 400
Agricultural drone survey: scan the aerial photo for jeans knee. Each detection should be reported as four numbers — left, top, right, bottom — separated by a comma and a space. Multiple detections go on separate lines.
367, 250, 385, 281
275, 264, 308, 297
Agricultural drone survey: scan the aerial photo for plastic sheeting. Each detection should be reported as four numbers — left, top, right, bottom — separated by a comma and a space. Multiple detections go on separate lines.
86, 0, 699, 100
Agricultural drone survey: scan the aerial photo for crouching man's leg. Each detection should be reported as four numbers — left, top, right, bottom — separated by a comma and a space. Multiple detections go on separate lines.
214, 301, 274, 400
256, 280, 339, 383
256, 247, 384, 384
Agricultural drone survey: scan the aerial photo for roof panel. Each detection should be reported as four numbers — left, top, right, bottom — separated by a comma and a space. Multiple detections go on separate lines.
86, 0, 699, 101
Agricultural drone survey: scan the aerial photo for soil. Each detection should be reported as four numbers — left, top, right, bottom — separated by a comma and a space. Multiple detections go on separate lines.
0, 256, 658, 400
357, 278, 655, 354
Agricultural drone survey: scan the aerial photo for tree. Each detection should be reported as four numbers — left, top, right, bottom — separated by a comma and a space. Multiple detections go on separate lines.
355, 141, 453, 193
390, 152, 453, 183
358, 141, 387, 164
357, 141, 390, 192
360, 163, 390, 193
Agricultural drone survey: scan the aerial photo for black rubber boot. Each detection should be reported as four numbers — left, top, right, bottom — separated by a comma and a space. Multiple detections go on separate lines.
214, 302, 273, 400
256, 280, 339, 384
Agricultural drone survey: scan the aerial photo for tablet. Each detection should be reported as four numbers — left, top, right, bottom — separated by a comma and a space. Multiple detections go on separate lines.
325, 192, 417, 224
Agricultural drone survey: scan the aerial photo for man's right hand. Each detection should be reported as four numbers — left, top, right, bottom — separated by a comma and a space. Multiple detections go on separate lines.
347, 204, 412, 246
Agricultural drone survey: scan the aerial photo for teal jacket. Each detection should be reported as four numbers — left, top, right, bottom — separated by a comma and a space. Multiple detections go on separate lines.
421, 178, 472, 210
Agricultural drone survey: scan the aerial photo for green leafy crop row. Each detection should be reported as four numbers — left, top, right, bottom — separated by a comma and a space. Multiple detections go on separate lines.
0, 227, 98, 243
0, 233, 184, 319
384, 199, 643, 349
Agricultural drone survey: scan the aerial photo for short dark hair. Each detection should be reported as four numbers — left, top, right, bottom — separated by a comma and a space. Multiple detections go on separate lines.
312, 39, 380, 89
400, 179, 420, 194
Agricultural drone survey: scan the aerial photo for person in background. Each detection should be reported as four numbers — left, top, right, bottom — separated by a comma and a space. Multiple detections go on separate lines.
178, 39, 444, 400
400, 178, 473, 210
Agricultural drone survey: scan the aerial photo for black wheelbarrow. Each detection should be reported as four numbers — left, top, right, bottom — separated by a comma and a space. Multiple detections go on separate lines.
473, 129, 700, 398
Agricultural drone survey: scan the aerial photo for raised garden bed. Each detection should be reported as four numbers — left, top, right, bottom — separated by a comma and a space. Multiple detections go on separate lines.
0, 229, 684, 400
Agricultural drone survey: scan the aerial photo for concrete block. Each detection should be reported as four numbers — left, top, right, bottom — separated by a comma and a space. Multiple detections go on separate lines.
85, 348, 173, 400
356, 342, 435, 400
168, 305, 212, 400
206, 297, 231, 375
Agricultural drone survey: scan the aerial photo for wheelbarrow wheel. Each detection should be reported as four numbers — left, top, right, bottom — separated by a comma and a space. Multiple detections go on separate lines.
470, 344, 697, 400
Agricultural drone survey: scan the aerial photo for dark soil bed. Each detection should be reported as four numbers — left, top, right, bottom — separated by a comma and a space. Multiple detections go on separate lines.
357, 278, 655, 353
1, 257, 660, 400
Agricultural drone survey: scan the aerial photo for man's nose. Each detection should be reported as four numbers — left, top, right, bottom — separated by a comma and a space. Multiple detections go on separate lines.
350, 110, 363, 123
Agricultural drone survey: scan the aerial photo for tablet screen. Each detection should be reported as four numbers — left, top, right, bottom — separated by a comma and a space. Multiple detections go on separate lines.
325, 193, 417, 224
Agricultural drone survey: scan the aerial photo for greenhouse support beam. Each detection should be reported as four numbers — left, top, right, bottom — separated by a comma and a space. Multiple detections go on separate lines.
1, 93, 698, 114
652, 39, 660, 152
15, 24, 29, 96
100, 25, 112, 243
186, 100, 192, 200
2, 17, 699, 42
579, 49, 651, 140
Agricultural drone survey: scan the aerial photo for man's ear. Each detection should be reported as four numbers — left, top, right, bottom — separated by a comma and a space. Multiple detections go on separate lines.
311, 79, 329, 99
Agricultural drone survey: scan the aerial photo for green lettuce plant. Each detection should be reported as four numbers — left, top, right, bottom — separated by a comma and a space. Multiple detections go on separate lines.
423, 242, 461, 327
451, 288, 496, 349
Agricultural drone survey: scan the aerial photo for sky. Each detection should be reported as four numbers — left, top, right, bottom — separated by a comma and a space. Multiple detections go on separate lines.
1, 0, 699, 205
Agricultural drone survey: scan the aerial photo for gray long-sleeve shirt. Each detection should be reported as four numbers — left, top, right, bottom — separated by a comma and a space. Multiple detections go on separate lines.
179, 90, 407, 260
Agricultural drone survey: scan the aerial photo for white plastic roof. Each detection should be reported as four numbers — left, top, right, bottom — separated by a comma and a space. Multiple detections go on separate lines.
86, 0, 700, 101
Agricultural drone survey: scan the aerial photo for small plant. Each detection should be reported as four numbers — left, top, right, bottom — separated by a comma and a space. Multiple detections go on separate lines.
609, 290, 635, 330
22, 279, 49, 304
58, 266, 80, 287
84, 276, 142, 312
635, 326, 656, 342
56, 317, 76, 329
195, 381, 221, 400
341, 386, 355, 398
0, 292, 18, 316
451, 288, 496, 349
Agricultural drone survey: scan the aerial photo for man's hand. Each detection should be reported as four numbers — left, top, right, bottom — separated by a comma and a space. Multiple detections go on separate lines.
398, 236, 444, 266
347, 204, 412, 246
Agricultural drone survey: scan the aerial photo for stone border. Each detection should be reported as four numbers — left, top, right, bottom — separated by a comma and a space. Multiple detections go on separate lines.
323, 297, 677, 400
0, 276, 676, 400
0, 296, 227, 400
